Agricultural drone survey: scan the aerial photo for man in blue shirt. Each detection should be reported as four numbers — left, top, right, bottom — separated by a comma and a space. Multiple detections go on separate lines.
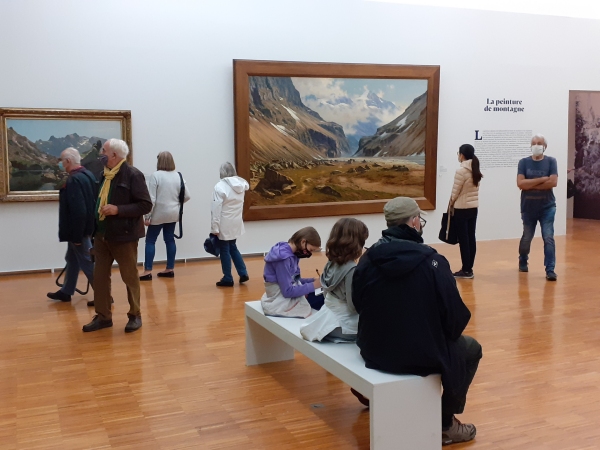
516, 134, 558, 281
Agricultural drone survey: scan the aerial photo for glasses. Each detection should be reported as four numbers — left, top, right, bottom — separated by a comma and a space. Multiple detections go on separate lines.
419, 216, 427, 229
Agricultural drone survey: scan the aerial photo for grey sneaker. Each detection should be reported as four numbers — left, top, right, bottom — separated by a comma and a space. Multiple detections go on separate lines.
546, 271, 557, 281
442, 417, 476, 446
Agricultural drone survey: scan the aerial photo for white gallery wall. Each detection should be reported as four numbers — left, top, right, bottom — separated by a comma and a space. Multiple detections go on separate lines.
0, 0, 593, 273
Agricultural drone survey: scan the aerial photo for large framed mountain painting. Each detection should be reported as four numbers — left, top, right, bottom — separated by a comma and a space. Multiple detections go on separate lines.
0, 108, 132, 201
233, 60, 440, 221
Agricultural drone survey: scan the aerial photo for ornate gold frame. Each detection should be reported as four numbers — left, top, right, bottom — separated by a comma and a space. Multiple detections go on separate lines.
0, 108, 132, 201
233, 60, 440, 221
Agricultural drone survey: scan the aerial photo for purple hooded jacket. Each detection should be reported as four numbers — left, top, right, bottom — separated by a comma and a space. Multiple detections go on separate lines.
263, 242, 315, 298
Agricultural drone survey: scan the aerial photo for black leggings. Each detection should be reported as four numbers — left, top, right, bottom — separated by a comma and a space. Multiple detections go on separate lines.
453, 208, 478, 272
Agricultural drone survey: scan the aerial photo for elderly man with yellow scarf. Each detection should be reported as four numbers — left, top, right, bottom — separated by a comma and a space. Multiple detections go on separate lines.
83, 138, 152, 333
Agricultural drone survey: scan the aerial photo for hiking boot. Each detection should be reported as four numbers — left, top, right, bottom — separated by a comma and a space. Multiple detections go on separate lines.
546, 271, 557, 281
47, 290, 71, 302
442, 417, 476, 446
453, 270, 474, 279
519, 264, 528, 272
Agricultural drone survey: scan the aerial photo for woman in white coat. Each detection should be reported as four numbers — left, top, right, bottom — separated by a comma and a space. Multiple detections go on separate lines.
211, 162, 250, 287
140, 151, 191, 280
449, 144, 483, 279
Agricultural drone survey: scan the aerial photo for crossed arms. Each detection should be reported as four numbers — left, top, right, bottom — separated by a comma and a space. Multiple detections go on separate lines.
517, 174, 558, 191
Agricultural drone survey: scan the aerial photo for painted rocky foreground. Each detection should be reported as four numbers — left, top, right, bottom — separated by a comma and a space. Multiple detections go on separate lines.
247, 157, 424, 206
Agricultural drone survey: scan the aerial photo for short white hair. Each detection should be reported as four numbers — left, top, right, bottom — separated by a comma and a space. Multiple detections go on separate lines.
105, 138, 130, 159
61, 147, 81, 164
531, 134, 548, 147
220, 162, 237, 179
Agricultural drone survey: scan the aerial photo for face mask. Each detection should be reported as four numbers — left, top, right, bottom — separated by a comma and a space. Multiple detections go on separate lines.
58, 161, 65, 172
98, 154, 109, 166
294, 243, 312, 259
531, 145, 544, 156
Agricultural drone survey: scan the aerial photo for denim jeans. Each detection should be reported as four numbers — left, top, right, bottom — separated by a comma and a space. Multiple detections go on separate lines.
61, 236, 94, 295
144, 223, 176, 270
219, 239, 247, 283
519, 206, 556, 272
441, 335, 482, 428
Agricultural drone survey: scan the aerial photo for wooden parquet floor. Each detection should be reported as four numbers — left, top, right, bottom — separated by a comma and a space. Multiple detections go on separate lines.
1, 219, 600, 449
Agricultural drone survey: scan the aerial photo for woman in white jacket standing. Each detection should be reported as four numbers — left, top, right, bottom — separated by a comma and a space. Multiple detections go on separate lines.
140, 151, 191, 280
211, 162, 250, 287
449, 144, 483, 279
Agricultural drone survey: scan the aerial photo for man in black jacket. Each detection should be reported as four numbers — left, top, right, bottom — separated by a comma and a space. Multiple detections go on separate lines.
353, 197, 482, 446
48, 148, 97, 303
83, 138, 152, 333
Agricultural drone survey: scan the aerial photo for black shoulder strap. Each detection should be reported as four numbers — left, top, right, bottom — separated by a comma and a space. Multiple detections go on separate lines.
174, 172, 184, 239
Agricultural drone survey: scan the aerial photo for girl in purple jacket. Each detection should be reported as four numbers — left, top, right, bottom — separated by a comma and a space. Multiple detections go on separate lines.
261, 227, 323, 318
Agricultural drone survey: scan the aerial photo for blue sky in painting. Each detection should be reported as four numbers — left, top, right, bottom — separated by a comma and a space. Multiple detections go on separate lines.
7, 119, 122, 142
291, 77, 427, 136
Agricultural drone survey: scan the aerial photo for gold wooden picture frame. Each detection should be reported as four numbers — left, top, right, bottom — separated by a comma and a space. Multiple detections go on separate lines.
233, 60, 440, 221
0, 108, 132, 201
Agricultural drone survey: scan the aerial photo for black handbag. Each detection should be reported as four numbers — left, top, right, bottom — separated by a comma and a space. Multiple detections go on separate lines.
174, 172, 185, 239
439, 206, 458, 245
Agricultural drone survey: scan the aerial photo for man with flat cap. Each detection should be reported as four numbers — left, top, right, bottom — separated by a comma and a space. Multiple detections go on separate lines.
352, 197, 482, 446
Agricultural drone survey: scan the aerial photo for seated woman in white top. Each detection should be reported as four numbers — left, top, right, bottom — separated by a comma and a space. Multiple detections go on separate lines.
139, 151, 190, 280
300, 218, 369, 342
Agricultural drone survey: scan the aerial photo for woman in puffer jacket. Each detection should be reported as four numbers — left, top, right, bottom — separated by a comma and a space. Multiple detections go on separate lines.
449, 144, 483, 279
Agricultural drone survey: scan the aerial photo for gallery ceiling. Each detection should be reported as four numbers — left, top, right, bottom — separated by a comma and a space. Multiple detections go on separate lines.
365, 0, 600, 20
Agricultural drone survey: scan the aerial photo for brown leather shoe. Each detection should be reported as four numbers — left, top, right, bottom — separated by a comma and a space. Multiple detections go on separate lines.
82, 315, 113, 332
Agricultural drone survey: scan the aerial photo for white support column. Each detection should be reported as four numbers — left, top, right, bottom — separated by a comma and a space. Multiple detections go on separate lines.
245, 315, 295, 366
370, 374, 441, 450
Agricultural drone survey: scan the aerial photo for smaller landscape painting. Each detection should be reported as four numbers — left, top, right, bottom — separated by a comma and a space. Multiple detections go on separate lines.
0, 108, 132, 201
7, 119, 121, 191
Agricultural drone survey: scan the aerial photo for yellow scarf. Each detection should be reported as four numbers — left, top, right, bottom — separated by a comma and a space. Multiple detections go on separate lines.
98, 159, 126, 221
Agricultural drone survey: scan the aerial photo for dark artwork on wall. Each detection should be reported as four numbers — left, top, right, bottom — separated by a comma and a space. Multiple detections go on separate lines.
0, 108, 132, 201
233, 60, 440, 221
571, 92, 600, 220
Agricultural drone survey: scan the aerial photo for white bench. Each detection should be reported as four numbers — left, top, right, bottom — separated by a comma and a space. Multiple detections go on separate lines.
245, 300, 441, 450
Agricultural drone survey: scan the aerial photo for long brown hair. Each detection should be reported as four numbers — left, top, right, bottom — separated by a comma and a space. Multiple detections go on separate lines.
289, 227, 321, 249
326, 218, 369, 265
459, 144, 482, 187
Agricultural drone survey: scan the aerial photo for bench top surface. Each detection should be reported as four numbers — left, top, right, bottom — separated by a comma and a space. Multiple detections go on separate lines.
245, 300, 420, 387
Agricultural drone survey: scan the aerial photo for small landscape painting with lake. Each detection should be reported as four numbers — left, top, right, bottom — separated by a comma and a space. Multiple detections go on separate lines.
248, 75, 428, 206
6, 119, 122, 191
